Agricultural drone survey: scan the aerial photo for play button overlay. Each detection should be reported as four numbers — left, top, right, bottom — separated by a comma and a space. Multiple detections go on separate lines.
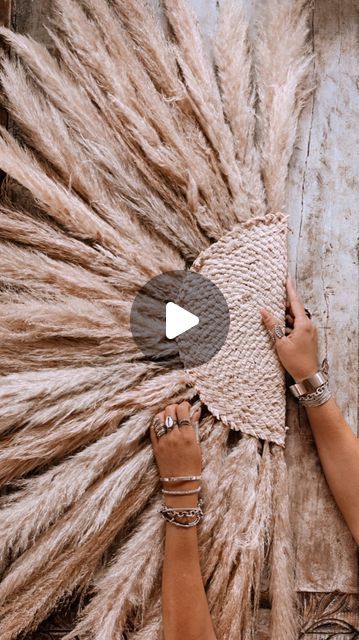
130, 270, 230, 369
166, 302, 199, 339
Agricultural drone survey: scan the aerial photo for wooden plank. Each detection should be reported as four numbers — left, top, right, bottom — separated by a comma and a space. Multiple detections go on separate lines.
258, 593, 359, 640
300, 592, 359, 639
0, 1, 11, 30
5, 0, 54, 197
286, 0, 359, 593
11, 0, 53, 45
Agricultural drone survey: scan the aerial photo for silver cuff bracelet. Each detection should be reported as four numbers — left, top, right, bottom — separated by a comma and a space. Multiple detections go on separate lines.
289, 358, 330, 403
299, 382, 332, 407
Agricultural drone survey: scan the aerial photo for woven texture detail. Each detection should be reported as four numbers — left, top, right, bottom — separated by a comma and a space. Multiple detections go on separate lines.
186, 214, 288, 445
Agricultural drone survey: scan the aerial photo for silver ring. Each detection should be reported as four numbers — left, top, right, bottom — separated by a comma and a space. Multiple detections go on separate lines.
165, 416, 176, 430
304, 307, 312, 319
270, 324, 285, 341
153, 418, 167, 439
154, 424, 167, 438
178, 419, 191, 427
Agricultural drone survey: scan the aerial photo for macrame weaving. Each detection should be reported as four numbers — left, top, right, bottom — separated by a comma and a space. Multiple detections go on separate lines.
0, 0, 312, 638
186, 213, 288, 444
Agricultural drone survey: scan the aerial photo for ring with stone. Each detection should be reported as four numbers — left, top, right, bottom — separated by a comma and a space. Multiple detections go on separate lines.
165, 416, 177, 430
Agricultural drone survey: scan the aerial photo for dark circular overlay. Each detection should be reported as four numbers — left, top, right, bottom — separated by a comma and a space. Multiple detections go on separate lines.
130, 270, 230, 369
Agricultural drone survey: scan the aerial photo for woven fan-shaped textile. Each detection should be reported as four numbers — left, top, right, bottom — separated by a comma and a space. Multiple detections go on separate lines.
0, 1, 312, 639
186, 213, 288, 444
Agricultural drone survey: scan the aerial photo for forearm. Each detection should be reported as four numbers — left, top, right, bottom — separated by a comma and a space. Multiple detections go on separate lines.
162, 488, 217, 640
304, 398, 359, 543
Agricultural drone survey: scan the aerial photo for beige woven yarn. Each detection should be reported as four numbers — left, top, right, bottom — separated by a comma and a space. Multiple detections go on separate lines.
184, 213, 288, 445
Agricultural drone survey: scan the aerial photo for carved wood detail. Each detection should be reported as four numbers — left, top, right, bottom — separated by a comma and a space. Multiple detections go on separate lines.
26, 594, 359, 639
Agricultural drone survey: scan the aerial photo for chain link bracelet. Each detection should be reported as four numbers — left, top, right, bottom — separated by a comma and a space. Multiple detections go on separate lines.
159, 498, 204, 528
299, 382, 332, 407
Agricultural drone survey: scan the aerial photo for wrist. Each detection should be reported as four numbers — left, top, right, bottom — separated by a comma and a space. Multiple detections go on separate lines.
164, 495, 199, 509
293, 367, 319, 383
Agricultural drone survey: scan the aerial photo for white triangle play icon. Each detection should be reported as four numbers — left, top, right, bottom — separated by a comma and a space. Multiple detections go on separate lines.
165, 302, 199, 340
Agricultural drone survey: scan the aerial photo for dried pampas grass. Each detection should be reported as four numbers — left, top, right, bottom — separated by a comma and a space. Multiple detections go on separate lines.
255, 0, 313, 212
0, 0, 312, 638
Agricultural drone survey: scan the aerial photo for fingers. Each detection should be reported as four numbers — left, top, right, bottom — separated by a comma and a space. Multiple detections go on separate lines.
261, 275, 306, 338
260, 307, 289, 345
285, 312, 294, 335
260, 307, 277, 331
177, 401, 196, 436
164, 404, 179, 433
150, 410, 165, 448
150, 401, 199, 446
191, 407, 201, 442
286, 312, 294, 327
286, 275, 306, 321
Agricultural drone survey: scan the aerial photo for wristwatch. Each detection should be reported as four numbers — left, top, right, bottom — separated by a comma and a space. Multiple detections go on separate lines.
289, 359, 329, 399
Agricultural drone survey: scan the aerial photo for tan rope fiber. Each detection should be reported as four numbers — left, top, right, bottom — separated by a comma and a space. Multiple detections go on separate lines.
184, 213, 288, 445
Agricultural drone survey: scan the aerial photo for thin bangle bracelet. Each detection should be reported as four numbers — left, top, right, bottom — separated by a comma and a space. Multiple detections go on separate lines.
162, 487, 201, 495
160, 475, 201, 482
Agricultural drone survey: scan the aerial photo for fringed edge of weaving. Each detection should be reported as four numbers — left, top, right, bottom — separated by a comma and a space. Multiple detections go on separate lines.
184, 371, 287, 446
199, 399, 285, 447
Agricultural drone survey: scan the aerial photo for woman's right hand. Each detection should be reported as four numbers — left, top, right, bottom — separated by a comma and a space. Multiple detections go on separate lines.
260, 276, 320, 382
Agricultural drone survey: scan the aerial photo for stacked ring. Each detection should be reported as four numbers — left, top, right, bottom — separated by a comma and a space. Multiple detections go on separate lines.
153, 418, 166, 439
154, 424, 166, 438
153, 413, 196, 439
153, 415, 179, 439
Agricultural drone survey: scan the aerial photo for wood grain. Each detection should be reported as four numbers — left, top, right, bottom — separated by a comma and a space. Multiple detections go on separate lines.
0, 1, 11, 29
286, 0, 359, 593
25, 593, 359, 640
10, 0, 53, 47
